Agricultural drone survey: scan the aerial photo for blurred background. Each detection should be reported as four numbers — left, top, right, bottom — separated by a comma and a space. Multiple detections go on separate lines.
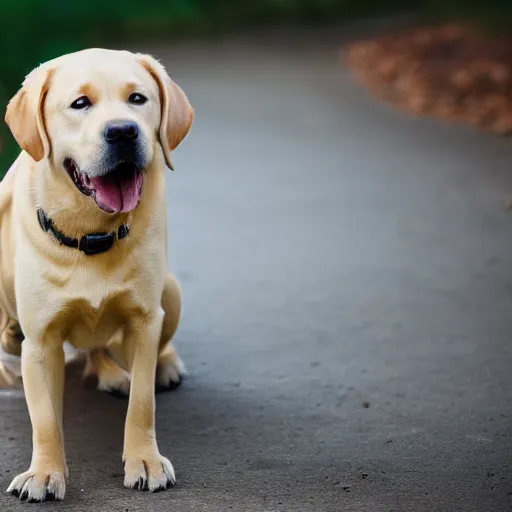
1, 2, 512, 512
0, 0, 511, 169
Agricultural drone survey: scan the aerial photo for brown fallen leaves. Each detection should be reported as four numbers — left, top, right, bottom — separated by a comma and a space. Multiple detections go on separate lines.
345, 24, 512, 135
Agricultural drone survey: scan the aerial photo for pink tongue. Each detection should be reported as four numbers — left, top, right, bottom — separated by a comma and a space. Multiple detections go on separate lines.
90, 172, 142, 213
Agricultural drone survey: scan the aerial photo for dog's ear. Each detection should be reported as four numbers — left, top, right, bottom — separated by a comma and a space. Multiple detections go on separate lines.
138, 54, 194, 170
5, 65, 54, 162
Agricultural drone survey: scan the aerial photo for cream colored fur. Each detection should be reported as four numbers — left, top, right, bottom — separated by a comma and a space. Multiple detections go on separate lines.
0, 48, 193, 501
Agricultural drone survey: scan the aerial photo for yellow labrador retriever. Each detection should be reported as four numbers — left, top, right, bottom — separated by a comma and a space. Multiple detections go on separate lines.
0, 48, 193, 501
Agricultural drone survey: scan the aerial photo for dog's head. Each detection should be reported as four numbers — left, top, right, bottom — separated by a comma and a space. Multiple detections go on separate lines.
5, 49, 193, 214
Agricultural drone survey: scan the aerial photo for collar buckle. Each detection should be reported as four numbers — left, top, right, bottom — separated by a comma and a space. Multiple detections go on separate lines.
78, 232, 115, 256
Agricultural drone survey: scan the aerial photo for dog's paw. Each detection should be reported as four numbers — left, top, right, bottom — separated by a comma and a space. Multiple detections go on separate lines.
97, 366, 131, 397
6, 469, 66, 502
156, 349, 186, 392
124, 454, 175, 492
83, 350, 131, 397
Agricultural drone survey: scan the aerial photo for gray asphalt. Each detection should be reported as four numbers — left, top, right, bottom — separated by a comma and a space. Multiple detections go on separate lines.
1, 24, 512, 512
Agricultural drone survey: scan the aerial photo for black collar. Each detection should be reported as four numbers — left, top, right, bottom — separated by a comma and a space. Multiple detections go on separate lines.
37, 208, 130, 256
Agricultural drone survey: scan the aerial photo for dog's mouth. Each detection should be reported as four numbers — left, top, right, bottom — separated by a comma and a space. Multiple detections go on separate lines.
64, 158, 144, 214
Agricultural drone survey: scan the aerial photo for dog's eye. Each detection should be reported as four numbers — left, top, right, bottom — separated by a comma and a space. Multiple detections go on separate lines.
70, 96, 92, 110
128, 93, 148, 105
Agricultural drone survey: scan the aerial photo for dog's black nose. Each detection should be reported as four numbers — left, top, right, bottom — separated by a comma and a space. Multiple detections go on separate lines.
104, 121, 139, 144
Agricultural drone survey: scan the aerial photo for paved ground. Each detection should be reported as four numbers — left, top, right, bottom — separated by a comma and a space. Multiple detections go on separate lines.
1, 23, 512, 512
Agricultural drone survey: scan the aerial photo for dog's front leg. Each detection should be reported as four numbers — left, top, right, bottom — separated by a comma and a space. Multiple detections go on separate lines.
122, 311, 175, 492
7, 340, 67, 501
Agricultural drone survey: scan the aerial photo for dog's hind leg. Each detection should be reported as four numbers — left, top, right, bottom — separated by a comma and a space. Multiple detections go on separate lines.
0, 318, 23, 387
0, 361, 19, 387
1, 318, 24, 356
155, 273, 186, 391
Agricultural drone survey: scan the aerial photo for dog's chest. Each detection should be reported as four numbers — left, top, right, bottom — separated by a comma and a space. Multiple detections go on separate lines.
60, 288, 146, 350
